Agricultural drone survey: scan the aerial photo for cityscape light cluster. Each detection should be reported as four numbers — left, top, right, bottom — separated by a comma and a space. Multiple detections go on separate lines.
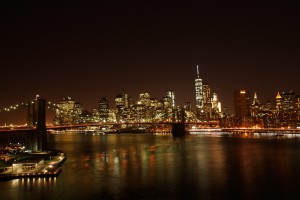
53, 66, 223, 126
228, 90, 300, 128
0, 67, 299, 129
52, 66, 300, 129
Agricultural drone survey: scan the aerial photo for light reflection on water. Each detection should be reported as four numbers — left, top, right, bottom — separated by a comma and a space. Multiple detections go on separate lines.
1, 132, 300, 199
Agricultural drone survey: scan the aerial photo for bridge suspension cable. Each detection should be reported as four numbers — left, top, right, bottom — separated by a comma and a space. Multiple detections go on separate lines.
45, 101, 58, 111
0, 101, 58, 113
0, 102, 28, 113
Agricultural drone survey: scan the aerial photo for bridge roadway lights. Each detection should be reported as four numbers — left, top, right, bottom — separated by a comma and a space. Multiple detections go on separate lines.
171, 123, 186, 137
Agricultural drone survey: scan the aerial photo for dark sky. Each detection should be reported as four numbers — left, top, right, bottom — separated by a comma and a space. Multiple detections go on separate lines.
0, 1, 299, 124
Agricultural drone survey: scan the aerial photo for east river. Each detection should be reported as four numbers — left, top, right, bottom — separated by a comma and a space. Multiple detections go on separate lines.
1, 132, 300, 199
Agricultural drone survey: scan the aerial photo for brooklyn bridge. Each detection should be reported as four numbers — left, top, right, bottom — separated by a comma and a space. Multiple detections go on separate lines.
0, 96, 220, 151
1, 96, 300, 152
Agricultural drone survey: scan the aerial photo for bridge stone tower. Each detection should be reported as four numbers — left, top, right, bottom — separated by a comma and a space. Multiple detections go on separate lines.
27, 97, 47, 151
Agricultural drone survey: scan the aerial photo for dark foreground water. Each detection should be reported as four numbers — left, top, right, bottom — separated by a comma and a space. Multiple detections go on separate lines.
1, 132, 300, 200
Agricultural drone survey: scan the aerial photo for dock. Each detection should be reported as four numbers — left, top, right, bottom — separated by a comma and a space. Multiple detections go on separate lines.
0, 153, 66, 181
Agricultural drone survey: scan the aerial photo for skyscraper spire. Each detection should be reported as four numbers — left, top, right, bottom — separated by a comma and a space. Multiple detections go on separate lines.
276, 91, 282, 99
252, 92, 260, 105
196, 65, 200, 79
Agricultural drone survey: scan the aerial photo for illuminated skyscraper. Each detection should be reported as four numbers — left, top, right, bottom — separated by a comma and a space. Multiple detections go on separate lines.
211, 93, 222, 119
275, 92, 283, 114
122, 90, 130, 108
115, 93, 125, 122
296, 96, 300, 120
99, 97, 109, 122
53, 97, 83, 125
162, 90, 175, 121
115, 90, 134, 122
195, 65, 203, 110
166, 90, 175, 108
184, 102, 192, 112
138, 92, 151, 106
250, 92, 261, 117
212, 93, 219, 110
202, 83, 212, 115
234, 90, 250, 119
218, 102, 222, 113
281, 91, 296, 121
203, 83, 211, 105
211, 93, 221, 112
253, 92, 260, 105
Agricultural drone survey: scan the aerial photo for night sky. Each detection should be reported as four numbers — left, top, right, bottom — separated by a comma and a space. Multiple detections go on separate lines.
0, 2, 299, 124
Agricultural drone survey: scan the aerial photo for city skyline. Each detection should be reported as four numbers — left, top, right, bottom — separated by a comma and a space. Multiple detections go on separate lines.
1, 2, 299, 123
0, 64, 299, 125
0, 85, 299, 126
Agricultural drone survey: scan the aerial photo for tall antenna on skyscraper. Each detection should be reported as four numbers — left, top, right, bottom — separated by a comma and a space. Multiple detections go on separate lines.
196, 65, 200, 79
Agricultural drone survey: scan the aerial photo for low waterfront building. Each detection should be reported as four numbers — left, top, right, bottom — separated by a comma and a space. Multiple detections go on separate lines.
12, 159, 44, 173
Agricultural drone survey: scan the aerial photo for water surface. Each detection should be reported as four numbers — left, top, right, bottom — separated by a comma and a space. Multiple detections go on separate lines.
1, 132, 300, 199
